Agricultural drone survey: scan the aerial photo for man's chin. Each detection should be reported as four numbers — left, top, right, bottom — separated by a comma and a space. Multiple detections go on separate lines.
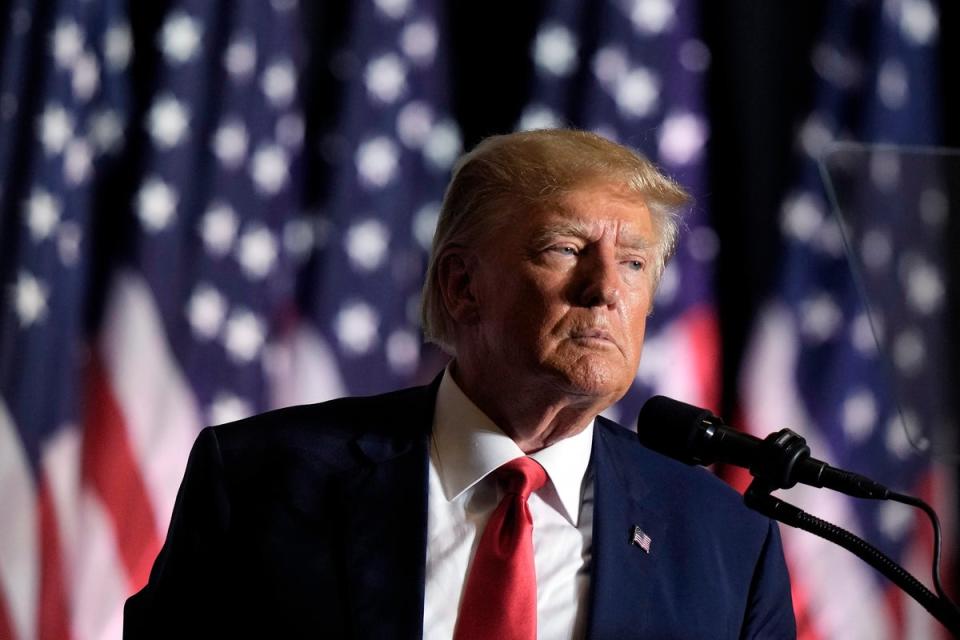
545, 360, 632, 404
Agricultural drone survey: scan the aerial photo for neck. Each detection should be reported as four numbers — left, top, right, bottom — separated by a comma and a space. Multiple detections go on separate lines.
450, 361, 605, 453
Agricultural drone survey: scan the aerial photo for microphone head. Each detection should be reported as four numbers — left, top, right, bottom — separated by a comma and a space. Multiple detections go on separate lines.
636, 395, 720, 466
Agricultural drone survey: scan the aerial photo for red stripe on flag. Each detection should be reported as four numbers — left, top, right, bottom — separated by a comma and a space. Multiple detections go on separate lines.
883, 583, 906, 637
912, 471, 955, 639
0, 583, 14, 640
81, 354, 161, 592
684, 305, 721, 412
789, 570, 823, 640
37, 480, 71, 640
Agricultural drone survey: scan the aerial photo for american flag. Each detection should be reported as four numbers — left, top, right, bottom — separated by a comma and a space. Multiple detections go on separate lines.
631, 524, 653, 553
0, 0, 457, 637
518, 0, 719, 424
0, 0, 137, 637
739, 1, 954, 638
274, 0, 459, 404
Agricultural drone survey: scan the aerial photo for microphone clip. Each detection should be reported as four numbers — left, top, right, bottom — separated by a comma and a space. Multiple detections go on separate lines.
748, 428, 811, 491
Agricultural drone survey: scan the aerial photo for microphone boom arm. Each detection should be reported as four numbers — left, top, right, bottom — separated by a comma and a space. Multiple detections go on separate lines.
636, 395, 960, 632
743, 429, 960, 636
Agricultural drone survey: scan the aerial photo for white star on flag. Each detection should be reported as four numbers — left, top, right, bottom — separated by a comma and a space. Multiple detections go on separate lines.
629, 0, 676, 34
12, 271, 49, 328
104, 22, 132, 71
345, 220, 390, 272
24, 189, 61, 240
892, 329, 924, 374
56, 221, 82, 266
261, 60, 297, 108
335, 301, 380, 355
223, 309, 266, 362
71, 52, 99, 101
187, 284, 227, 339
89, 109, 125, 154
781, 191, 825, 243
374, 0, 411, 20
423, 121, 461, 170
51, 20, 84, 70
38, 105, 74, 155
199, 202, 239, 256
658, 112, 707, 166
386, 329, 419, 374
225, 36, 257, 79
842, 389, 878, 443
401, 20, 438, 65
63, 138, 93, 185
212, 119, 249, 168
209, 391, 254, 426
250, 144, 289, 194
148, 95, 190, 148
137, 178, 178, 231
365, 54, 407, 104
896, 0, 938, 45
517, 104, 562, 132
236, 225, 278, 279
396, 101, 434, 148
160, 12, 202, 64
903, 257, 944, 314
615, 67, 660, 118
533, 24, 578, 77
356, 137, 399, 188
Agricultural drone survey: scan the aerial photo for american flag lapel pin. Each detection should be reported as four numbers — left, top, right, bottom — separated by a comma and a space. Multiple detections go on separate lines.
631, 525, 652, 553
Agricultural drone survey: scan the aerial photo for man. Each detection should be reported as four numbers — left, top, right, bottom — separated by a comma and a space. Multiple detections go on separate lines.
125, 129, 796, 638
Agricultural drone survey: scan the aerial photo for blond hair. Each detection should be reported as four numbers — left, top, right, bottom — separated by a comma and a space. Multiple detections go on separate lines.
421, 129, 690, 354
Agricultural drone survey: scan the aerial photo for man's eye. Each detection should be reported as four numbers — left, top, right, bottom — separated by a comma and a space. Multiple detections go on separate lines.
551, 246, 579, 256
626, 259, 645, 271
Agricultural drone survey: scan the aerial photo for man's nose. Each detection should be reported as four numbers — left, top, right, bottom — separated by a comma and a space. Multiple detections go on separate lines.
577, 250, 621, 308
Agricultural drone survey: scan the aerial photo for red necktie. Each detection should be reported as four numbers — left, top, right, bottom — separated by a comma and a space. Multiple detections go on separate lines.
453, 457, 547, 640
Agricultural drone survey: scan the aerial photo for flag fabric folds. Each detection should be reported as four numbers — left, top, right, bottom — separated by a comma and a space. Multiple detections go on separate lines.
0, 0, 465, 635
275, 0, 460, 405
0, 0, 135, 637
740, 2, 954, 638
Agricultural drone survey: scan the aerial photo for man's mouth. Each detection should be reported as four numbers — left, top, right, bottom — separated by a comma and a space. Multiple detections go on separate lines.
569, 329, 616, 345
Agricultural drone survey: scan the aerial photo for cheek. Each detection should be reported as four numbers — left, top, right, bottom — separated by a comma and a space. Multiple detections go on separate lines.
482, 291, 551, 347
512, 277, 567, 319
623, 300, 651, 354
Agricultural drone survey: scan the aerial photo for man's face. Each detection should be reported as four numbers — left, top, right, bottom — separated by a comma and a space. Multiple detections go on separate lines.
466, 181, 659, 407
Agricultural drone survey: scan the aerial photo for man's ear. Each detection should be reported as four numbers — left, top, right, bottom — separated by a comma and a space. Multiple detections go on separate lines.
437, 248, 481, 325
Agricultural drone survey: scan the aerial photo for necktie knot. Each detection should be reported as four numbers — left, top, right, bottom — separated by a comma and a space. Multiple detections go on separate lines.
497, 457, 547, 499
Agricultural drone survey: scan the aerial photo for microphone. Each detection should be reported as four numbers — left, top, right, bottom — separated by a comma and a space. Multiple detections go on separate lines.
636, 395, 890, 499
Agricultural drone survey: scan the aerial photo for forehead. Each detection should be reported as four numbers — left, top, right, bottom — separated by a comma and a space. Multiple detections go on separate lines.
531, 182, 655, 238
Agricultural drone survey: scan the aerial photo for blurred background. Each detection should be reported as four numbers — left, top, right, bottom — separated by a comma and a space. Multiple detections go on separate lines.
0, 0, 957, 638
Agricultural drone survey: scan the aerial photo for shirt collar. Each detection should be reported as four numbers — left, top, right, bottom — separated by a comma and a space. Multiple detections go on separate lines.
431, 366, 594, 525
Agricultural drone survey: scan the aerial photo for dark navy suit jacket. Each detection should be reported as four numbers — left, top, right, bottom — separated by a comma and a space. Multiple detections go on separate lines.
124, 381, 796, 638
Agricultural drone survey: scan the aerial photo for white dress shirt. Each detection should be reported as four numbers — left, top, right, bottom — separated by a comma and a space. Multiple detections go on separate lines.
422, 368, 595, 640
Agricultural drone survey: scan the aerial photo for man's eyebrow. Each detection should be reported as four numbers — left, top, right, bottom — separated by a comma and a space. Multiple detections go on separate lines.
617, 233, 655, 251
530, 219, 655, 251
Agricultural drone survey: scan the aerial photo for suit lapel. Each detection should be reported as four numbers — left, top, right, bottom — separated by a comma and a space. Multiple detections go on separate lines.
336, 381, 438, 640
586, 419, 670, 638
